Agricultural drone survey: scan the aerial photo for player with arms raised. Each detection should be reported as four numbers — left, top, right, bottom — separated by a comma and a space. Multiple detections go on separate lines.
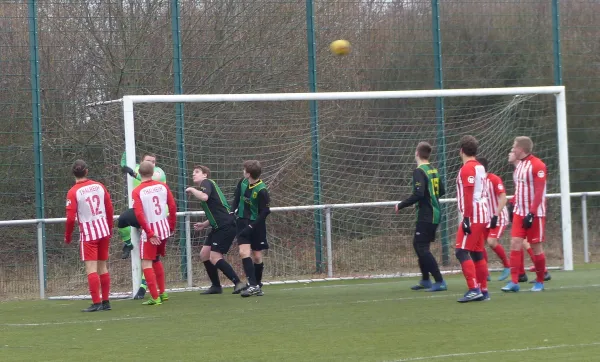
455, 136, 490, 303
502, 137, 548, 292
395, 142, 447, 292
65, 160, 114, 312
132, 161, 177, 305
476, 157, 511, 281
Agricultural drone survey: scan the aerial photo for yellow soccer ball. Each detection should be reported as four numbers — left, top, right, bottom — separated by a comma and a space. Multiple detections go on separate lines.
330, 39, 351, 56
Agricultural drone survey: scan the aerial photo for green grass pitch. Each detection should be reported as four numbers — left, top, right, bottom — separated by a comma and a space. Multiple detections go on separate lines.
2, 267, 600, 361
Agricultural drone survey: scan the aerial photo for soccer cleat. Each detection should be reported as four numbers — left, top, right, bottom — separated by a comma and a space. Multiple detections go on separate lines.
477, 291, 491, 301
232, 282, 248, 294
529, 271, 552, 283
121, 243, 133, 259
498, 268, 511, 281
518, 274, 528, 283
530, 282, 544, 292
82, 303, 103, 312
159, 292, 169, 302
241, 285, 262, 298
142, 297, 162, 306
501, 281, 520, 292
457, 288, 483, 303
133, 286, 147, 300
101, 300, 111, 311
410, 280, 432, 291
426, 281, 447, 292
201, 286, 223, 295
256, 289, 264, 296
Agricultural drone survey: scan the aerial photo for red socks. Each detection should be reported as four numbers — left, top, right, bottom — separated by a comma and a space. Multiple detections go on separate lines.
87, 272, 101, 304
474, 259, 488, 291
153, 261, 165, 294
143, 267, 159, 300
492, 244, 510, 268
460, 260, 478, 289
99, 273, 110, 302
510, 250, 523, 284
534, 253, 547, 283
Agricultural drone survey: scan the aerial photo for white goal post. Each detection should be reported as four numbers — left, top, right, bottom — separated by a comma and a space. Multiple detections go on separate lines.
121, 86, 572, 296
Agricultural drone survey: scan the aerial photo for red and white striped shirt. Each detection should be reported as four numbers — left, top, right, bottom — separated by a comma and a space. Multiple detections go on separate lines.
456, 159, 490, 224
513, 154, 547, 217
132, 180, 177, 241
486, 173, 509, 227
65, 180, 114, 242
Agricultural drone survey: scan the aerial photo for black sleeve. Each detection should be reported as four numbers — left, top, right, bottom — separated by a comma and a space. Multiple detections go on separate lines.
250, 189, 271, 227
439, 177, 446, 198
398, 168, 426, 209
231, 179, 243, 213
200, 179, 213, 197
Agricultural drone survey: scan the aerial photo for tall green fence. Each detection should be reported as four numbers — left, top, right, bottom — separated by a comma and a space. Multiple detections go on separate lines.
1, 0, 600, 299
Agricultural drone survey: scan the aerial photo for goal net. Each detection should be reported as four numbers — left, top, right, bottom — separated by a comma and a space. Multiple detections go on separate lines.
75, 87, 570, 297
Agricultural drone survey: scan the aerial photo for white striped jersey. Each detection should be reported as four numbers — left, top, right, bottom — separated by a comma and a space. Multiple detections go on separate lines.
132, 180, 177, 241
65, 180, 113, 242
513, 154, 547, 217
456, 159, 490, 224
486, 173, 509, 227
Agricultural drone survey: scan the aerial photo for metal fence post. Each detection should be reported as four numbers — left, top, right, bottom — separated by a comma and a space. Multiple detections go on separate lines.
582, 193, 589, 263
185, 215, 193, 287
325, 207, 333, 278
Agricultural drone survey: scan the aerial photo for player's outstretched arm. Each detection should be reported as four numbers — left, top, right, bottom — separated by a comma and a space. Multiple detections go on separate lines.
230, 178, 243, 214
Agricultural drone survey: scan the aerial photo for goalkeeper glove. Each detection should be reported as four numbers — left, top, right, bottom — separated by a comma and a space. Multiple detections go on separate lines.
489, 215, 498, 229
461, 217, 471, 235
121, 165, 136, 178
522, 212, 534, 229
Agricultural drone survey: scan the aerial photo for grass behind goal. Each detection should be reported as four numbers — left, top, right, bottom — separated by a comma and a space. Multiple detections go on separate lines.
2, 268, 600, 361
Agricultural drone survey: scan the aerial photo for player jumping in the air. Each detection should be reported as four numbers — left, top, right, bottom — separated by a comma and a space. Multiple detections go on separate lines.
455, 136, 490, 303
120, 152, 167, 299
502, 137, 549, 292
132, 161, 177, 305
395, 142, 447, 292
65, 160, 114, 312
476, 157, 511, 282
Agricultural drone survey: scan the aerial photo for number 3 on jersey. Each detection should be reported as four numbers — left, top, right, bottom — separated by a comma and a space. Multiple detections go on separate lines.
153, 195, 162, 215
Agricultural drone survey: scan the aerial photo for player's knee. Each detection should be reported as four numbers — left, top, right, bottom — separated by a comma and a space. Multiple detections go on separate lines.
252, 251, 263, 264
209, 253, 222, 265
455, 249, 471, 263
239, 245, 251, 258
199, 246, 211, 261
470, 251, 484, 262
487, 238, 497, 248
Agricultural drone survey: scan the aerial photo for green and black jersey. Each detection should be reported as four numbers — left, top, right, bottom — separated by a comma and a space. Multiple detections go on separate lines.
199, 179, 234, 229
398, 163, 445, 224
232, 178, 271, 229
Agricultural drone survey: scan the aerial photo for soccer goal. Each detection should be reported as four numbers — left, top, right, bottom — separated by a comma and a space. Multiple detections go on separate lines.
90, 86, 571, 297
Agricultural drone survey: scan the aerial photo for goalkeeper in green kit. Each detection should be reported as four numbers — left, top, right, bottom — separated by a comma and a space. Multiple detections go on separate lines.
119, 151, 167, 299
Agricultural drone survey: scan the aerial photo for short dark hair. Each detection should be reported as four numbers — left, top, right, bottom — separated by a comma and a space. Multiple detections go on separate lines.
243, 160, 262, 179
459, 135, 478, 157
416, 142, 432, 160
141, 152, 156, 162
72, 159, 88, 178
476, 157, 488, 172
194, 165, 211, 178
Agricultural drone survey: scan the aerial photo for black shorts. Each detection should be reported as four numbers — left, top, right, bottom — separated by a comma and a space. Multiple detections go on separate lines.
204, 223, 236, 254
414, 221, 438, 243
236, 219, 269, 251
118, 208, 140, 229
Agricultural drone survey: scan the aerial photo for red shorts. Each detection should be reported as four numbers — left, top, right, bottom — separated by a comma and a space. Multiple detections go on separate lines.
487, 225, 507, 240
141, 238, 167, 260
455, 223, 486, 252
80, 236, 110, 261
511, 214, 545, 244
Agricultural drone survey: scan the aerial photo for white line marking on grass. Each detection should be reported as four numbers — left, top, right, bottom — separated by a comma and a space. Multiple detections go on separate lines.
387, 342, 600, 361
1, 316, 148, 327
